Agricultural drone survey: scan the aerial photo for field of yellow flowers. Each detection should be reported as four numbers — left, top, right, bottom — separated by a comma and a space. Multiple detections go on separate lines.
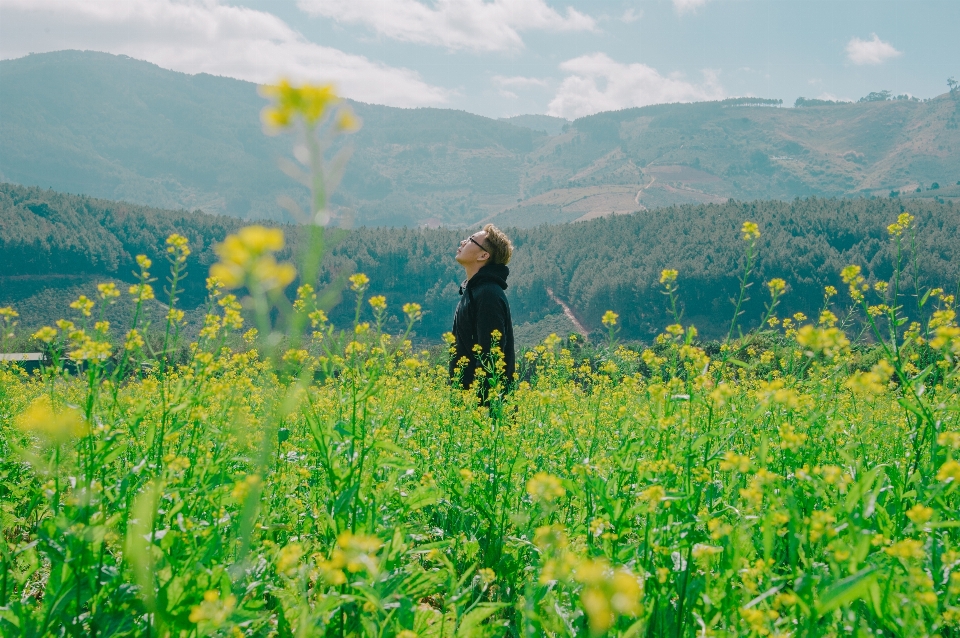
1, 210, 960, 638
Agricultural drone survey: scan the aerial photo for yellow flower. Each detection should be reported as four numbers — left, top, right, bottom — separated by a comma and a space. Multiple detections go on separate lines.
70, 295, 95, 317
349, 273, 370, 291
841, 264, 862, 284
166, 234, 191, 263
720, 451, 751, 473
574, 559, 644, 635
231, 474, 262, 502
931, 324, 960, 351
691, 543, 723, 562
336, 531, 382, 574
124, 329, 145, 351
32, 326, 58, 343
639, 484, 666, 509
282, 349, 310, 366
129, 283, 155, 302
211, 226, 295, 291
16, 396, 88, 444
741, 607, 779, 635
527, 472, 566, 504
403, 302, 422, 321
189, 590, 236, 625
601, 310, 618, 327
936, 459, 960, 484
906, 504, 934, 525
887, 212, 914, 238
136, 255, 152, 271
478, 568, 496, 584
277, 542, 304, 574
796, 325, 849, 358
708, 518, 733, 540
336, 109, 362, 132
883, 539, 925, 560
97, 282, 120, 299
260, 80, 341, 129
844, 359, 894, 396
660, 269, 678, 285
0, 307, 18, 319
937, 431, 960, 450
368, 295, 387, 311
741, 221, 760, 240
767, 278, 787, 296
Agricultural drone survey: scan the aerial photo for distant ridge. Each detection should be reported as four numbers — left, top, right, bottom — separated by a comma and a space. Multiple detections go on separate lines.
500, 114, 570, 136
2, 51, 959, 228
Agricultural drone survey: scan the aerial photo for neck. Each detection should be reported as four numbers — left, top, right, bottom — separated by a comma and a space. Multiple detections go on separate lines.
462, 261, 487, 281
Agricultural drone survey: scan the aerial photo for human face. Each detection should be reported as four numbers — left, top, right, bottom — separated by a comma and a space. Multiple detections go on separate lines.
456, 231, 489, 264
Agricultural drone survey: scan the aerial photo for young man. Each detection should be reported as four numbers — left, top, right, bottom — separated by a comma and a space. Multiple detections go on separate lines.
450, 224, 516, 395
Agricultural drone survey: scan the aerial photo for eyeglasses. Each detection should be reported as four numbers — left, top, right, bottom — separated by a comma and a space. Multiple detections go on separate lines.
469, 237, 488, 252
461, 236, 489, 252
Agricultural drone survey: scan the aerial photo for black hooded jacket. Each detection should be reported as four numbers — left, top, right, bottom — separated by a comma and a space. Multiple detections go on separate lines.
449, 263, 516, 390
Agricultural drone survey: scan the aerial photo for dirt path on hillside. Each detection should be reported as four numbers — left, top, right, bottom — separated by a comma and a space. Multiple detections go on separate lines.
635, 175, 655, 208
546, 287, 590, 338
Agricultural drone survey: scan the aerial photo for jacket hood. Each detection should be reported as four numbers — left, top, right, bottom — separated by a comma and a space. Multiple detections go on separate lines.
461, 263, 509, 294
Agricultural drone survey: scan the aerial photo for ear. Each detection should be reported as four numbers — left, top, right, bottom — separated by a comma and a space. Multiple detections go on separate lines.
477, 250, 490, 263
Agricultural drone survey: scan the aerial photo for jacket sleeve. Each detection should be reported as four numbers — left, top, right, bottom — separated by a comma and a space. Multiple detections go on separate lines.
474, 288, 509, 358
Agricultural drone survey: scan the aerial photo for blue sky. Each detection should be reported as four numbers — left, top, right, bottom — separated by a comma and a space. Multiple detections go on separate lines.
1, 0, 957, 119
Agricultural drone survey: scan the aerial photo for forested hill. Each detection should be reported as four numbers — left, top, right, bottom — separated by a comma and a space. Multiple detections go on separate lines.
2, 51, 959, 229
3, 183, 959, 343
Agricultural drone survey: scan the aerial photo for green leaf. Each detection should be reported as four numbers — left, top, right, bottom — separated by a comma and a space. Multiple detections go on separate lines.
456, 603, 509, 637
405, 484, 440, 511
816, 566, 879, 615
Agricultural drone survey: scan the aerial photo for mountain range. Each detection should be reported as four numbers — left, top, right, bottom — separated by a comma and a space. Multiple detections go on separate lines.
2, 50, 959, 229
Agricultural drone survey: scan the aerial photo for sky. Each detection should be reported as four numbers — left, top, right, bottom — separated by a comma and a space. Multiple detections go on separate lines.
1, 0, 957, 120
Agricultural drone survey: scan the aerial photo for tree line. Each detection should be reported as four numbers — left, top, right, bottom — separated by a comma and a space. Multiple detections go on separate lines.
3, 183, 958, 341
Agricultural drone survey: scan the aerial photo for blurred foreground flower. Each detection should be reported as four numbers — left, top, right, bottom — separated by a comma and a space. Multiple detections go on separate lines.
16, 396, 87, 444
574, 558, 644, 635
211, 226, 296, 291
260, 80, 361, 133
527, 472, 565, 504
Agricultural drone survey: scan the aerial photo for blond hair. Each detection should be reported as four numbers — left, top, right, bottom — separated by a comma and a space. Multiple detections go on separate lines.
482, 224, 513, 265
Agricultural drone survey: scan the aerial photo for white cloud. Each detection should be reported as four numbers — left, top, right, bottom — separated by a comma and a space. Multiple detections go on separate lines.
547, 53, 724, 119
621, 8, 641, 23
493, 74, 547, 99
0, 0, 448, 107
673, 0, 710, 15
297, 0, 596, 52
493, 75, 549, 88
846, 34, 902, 65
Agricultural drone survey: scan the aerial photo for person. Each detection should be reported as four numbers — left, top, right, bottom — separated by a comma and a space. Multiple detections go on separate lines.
449, 224, 516, 396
